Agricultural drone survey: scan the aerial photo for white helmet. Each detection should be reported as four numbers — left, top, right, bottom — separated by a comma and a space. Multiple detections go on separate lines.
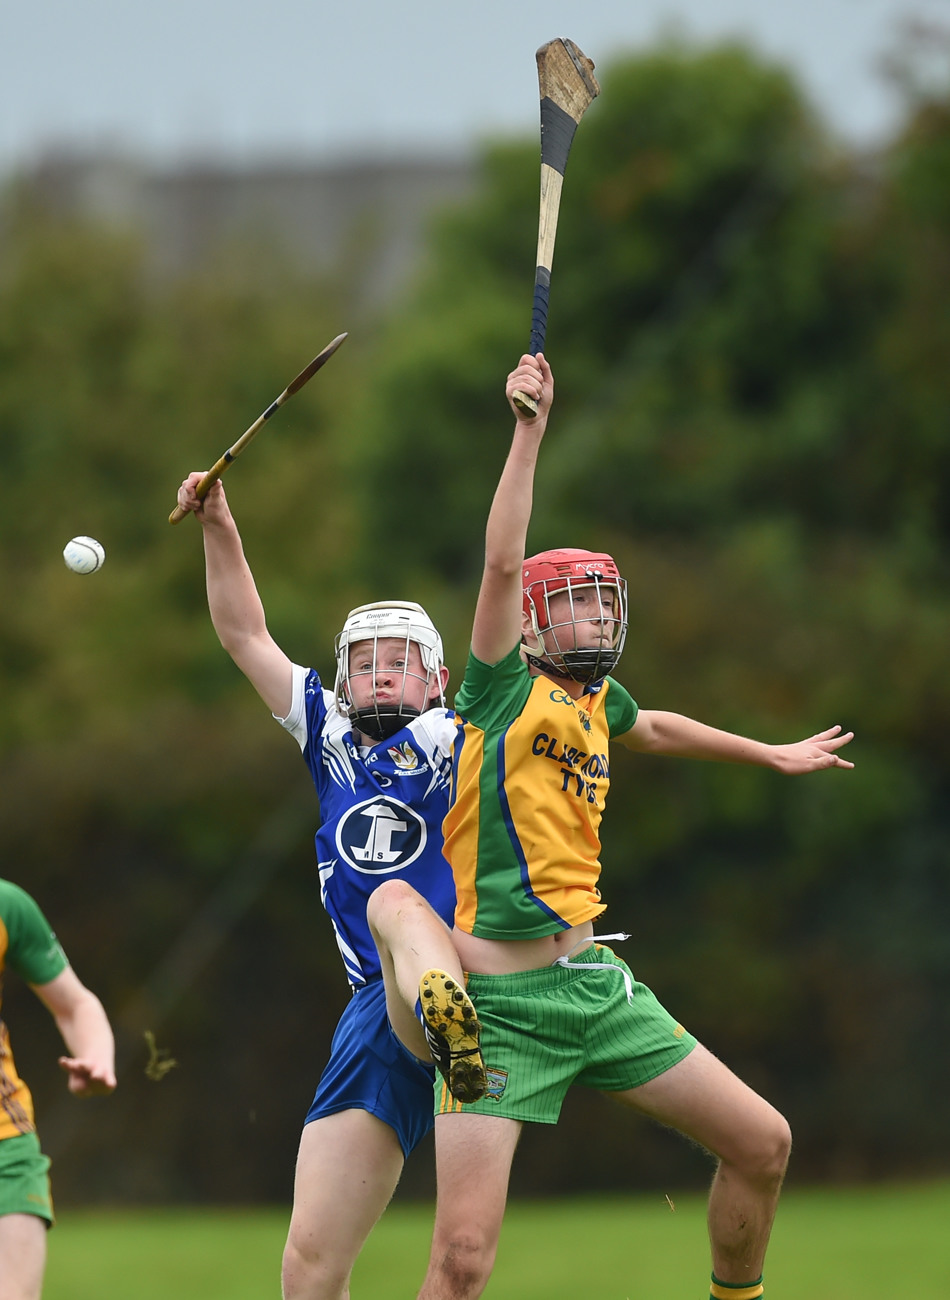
333, 601, 446, 741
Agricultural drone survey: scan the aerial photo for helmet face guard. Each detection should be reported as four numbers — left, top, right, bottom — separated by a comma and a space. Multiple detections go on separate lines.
334, 601, 445, 742
522, 549, 628, 684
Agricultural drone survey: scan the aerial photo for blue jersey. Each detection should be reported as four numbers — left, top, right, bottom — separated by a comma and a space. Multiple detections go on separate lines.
279, 664, 457, 989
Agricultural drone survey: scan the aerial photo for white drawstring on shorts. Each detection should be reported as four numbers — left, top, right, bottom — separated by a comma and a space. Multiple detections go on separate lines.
551, 932, 633, 1002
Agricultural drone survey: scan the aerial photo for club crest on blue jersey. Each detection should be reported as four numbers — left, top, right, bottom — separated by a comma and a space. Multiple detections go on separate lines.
387, 740, 420, 770
334, 795, 427, 874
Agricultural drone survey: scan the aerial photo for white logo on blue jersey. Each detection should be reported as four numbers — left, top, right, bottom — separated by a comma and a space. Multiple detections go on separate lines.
335, 796, 426, 873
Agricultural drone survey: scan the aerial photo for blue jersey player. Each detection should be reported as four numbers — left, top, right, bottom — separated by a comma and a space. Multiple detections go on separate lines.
176, 472, 469, 1300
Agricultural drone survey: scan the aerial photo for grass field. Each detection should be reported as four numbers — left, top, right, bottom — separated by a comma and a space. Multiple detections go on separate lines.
44, 1180, 950, 1299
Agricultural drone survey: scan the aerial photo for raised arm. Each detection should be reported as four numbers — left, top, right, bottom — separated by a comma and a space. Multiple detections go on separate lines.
31, 967, 117, 1097
618, 711, 854, 774
471, 354, 555, 666
176, 474, 293, 718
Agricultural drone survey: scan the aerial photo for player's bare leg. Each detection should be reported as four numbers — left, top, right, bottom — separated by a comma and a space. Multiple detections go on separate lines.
0, 1213, 47, 1300
281, 1110, 404, 1300
367, 879, 467, 1062
613, 1043, 791, 1285
368, 880, 487, 1103
417, 1112, 521, 1300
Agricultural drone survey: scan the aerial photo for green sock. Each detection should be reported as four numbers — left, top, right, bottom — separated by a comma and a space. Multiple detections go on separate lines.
709, 1274, 764, 1300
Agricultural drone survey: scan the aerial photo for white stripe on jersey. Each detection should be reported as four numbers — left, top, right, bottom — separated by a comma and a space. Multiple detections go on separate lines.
317, 859, 335, 907
331, 917, 365, 985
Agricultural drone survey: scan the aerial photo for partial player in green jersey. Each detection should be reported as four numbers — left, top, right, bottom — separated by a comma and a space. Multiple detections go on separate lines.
368, 352, 854, 1300
0, 879, 116, 1300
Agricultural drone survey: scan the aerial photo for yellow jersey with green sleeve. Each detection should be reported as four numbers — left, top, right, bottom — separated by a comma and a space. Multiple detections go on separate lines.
0, 880, 70, 1141
445, 645, 638, 939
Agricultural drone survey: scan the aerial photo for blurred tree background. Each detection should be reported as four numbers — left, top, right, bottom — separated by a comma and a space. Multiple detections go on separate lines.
1, 35, 948, 1208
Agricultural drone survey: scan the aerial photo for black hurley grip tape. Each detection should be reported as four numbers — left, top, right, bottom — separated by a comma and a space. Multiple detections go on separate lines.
529, 267, 551, 356
539, 98, 579, 176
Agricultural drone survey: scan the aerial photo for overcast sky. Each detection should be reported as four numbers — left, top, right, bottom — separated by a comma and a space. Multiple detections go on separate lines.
3, 0, 949, 174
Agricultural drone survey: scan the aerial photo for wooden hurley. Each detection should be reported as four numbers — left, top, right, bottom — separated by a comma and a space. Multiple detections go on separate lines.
511, 40, 600, 417
168, 332, 348, 524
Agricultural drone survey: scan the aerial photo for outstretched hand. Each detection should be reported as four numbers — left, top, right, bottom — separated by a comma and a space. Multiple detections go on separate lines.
770, 725, 854, 775
506, 353, 554, 424
58, 1055, 117, 1097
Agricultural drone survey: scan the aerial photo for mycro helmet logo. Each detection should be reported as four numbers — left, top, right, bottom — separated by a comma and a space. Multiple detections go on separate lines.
335, 796, 426, 874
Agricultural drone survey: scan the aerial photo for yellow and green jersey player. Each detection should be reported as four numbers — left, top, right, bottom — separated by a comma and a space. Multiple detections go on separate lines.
445, 628, 636, 940
369, 351, 854, 1300
0, 878, 116, 1300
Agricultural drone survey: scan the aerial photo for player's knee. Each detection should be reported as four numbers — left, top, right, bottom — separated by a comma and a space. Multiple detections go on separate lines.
746, 1109, 792, 1185
429, 1226, 496, 1296
718, 1102, 791, 1189
281, 1232, 348, 1298
367, 877, 425, 932
764, 1108, 791, 1167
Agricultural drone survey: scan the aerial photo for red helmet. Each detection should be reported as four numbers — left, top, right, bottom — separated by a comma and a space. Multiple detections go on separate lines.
522, 549, 628, 683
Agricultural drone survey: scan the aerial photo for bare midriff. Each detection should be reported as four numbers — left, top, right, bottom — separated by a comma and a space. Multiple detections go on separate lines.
452, 919, 594, 975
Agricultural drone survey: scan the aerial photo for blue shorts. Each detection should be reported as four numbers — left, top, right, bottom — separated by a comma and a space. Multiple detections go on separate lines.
304, 978, 436, 1158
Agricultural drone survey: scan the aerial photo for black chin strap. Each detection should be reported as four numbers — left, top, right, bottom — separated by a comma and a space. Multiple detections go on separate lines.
524, 651, 574, 681
350, 706, 422, 743
524, 648, 617, 686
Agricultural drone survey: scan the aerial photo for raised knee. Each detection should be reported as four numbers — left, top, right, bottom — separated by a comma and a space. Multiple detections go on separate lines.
750, 1112, 792, 1184
366, 877, 419, 929
769, 1113, 792, 1171
722, 1107, 791, 1188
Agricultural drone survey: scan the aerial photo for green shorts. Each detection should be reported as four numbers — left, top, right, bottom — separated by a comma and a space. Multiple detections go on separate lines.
0, 1131, 54, 1225
436, 944, 697, 1123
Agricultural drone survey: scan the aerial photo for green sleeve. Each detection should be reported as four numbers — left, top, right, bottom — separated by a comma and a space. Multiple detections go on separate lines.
454, 644, 534, 730
0, 880, 70, 985
604, 677, 638, 737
